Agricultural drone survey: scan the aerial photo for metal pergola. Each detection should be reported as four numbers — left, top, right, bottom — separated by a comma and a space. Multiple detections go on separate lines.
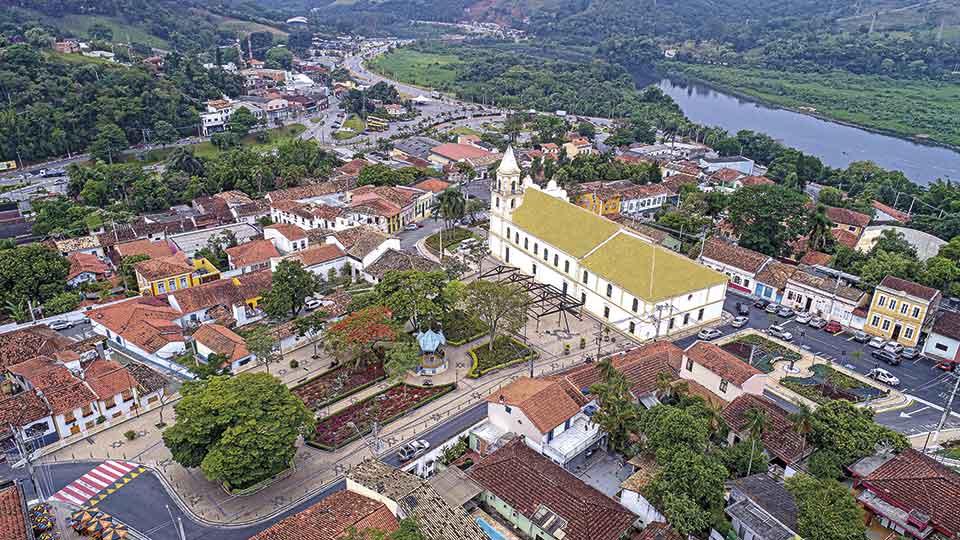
478, 265, 585, 331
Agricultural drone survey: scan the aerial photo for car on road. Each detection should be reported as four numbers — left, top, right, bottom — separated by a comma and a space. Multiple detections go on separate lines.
808, 317, 827, 329
397, 439, 431, 461
753, 299, 770, 309
883, 342, 904, 355
823, 321, 842, 333
768, 324, 793, 341
736, 303, 750, 316
404, 223, 419, 231
765, 303, 780, 314
867, 368, 900, 386
794, 312, 812, 324
777, 306, 795, 318
852, 330, 871, 343
731, 316, 749, 328
868, 336, 887, 349
305, 296, 323, 310
697, 328, 723, 340
871, 349, 901, 366
937, 360, 957, 372
900, 347, 920, 360
48, 319, 74, 330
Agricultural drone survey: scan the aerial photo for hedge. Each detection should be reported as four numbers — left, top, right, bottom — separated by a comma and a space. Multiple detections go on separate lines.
467, 336, 538, 378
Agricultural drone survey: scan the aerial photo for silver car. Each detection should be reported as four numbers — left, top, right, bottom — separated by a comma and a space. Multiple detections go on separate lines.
731, 316, 749, 328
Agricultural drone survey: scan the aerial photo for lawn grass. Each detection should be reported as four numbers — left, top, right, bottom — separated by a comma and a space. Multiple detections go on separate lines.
31, 11, 170, 49
663, 62, 960, 147
425, 227, 477, 256
367, 48, 463, 88
120, 124, 306, 164
45, 51, 117, 66
448, 126, 481, 136
467, 336, 538, 378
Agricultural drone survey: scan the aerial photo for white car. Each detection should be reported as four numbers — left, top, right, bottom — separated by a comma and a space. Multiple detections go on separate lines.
867, 368, 900, 386
731, 316, 749, 328
698, 328, 723, 340
868, 336, 887, 349
304, 297, 323, 310
48, 319, 74, 331
884, 342, 904, 355
794, 312, 812, 324
768, 324, 793, 341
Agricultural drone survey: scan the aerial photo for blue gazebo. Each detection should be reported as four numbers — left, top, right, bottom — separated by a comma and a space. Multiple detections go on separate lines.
417, 329, 448, 375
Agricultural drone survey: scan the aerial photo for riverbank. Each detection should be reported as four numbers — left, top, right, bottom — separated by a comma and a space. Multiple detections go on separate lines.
659, 62, 960, 150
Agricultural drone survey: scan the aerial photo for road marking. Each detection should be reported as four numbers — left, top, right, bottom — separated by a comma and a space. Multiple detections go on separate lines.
51, 460, 137, 506
81, 473, 109, 488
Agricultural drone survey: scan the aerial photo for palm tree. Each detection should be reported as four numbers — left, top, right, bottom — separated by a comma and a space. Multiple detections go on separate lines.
807, 203, 834, 252
744, 407, 768, 477
168, 146, 205, 177
433, 189, 466, 259
599, 357, 617, 383
788, 401, 814, 459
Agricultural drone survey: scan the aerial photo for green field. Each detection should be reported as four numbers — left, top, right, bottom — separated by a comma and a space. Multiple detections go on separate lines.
122, 124, 306, 164
23, 10, 170, 49
664, 63, 960, 148
332, 115, 365, 140
367, 48, 462, 88
189, 9, 288, 37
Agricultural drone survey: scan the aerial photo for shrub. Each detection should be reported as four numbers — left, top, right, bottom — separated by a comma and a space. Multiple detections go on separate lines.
124, 430, 137, 441
580, 337, 587, 349
96, 416, 106, 424
289, 359, 300, 369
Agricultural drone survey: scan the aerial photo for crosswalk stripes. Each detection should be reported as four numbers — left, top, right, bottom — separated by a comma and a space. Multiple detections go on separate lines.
51, 460, 139, 505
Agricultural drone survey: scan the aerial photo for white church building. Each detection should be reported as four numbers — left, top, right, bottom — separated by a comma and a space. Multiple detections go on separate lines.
487, 147, 728, 340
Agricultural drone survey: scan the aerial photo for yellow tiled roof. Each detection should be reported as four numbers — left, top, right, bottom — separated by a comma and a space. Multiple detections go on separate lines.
511, 188, 620, 258
581, 232, 726, 302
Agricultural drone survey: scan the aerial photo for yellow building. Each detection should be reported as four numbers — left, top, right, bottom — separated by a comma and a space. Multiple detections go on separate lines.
865, 275, 941, 347
134, 253, 220, 296
576, 181, 633, 216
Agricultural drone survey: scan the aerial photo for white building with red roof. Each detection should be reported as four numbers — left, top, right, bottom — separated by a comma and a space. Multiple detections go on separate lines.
680, 341, 767, 401
193, 323, 254, 373
226, 239, 280, 274
428, 142, 493, 167
88, 296, 189, 374
264, 223, 309, 254
66, 252, 111, 287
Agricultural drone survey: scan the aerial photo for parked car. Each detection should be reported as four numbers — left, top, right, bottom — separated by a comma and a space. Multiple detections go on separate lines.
884, 342, 904, 355
410, 439, 430, 452
871, 349, 902, 366
422, 379, 434, 387
937, 361, 957, 372
764, 303, 780, 314
305, 296, 323, 310
853, 330, 871, 343
753, 299, 770, 309
736, 303, 750, 316
868, 336, 887, 349
794, 312, 813, 324
900, 347, 920, 360
48, 319, 74, 330
731, 316, 749, 328
768, 324, 793, 341
823, 321, 842, 333
808, 317, 827, 329
867, 368, 901, 386
698, 328, 723, 340
397, 445, 416, 461
777, 306, 795, 318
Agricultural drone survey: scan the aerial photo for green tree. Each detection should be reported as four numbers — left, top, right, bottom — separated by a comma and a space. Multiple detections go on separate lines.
195, 230, 238, 271
372, 271, 455, 329
89, 123, 128, 164
922, 256, 959, 291
591, 366, 641, 453
265, 47, 294, 70
228, 107, 258, 136
118, 254, 150, 291
325, 306, 399, 370
433, 189, 466, 259
25, 27, 54, 49
806, 204, 834, 252
0, 244, 70, 308
167, 147, 206, 177
718, 439, 769, 478
162, 373, 314, 490
786, 475, 866, 540
43, 291, 82, 316
153, 120, 179, 146
728, 185, 809, 257
818, 186, 844, 207
465, 280, 527, 352
857, 249, 922, 287
262, 260, 320, 319
808, 400, 908, 468
644, 449, 728, 536
639, 404, 711, 461
384, 341, 421, 396
245, 326, 280, 374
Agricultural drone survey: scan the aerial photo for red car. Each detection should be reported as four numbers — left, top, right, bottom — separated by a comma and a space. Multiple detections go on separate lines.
937, 361, 957, 372
823, 321, 842, 333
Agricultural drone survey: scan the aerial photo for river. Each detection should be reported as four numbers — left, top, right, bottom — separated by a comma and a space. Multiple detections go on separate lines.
649, 77, 960, 186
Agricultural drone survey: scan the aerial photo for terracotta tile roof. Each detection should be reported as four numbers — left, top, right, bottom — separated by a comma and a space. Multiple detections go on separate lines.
214, 190, 253, 206
266, 182, 342, 203
226, 239, 280, 269
686, 341, 762, 386
266, 223, 307, 241
88, 297, 185, 353
98, 218, 195, 248
788, 269, 865, 302
233, 200, 269, 217
114, 238, 176, 259
860, 449, 960, 536
45, 378, 98, 415
329, 226, 392, 260
134, 252, 193, 281
0, 482, 29, 540
551, 341, 683, 401
798, 251, 831, 267
67, 252, 110, 281
286, 244, 346, 268
0, 391, 50, 437
933, 310, 960, 341
661, 173, 699, 194
336, 159, 370, 176
193, 324, 250, 364
365, 249, 439, 280
710, 168, 744, 183
621, 454, 658, 492
872, 200, 911, 223
348, 198, 401, 218
831, 228, 861, 249
84, 359, 138, 400
235, 270, 273, 300
350, 185, 420, 207
430, 143, 492, 161
633, 523, 681, 540
272, 200, 343, 221
721, 394, 808, 464
8, 356, 75, 391
825, 205, 871, 228
622, 183, 672, 199
411, 178, 451, 193
320, 290, 352, 318
486, 378, 582, 434
880, 275, 941, 302
469, 439, 635, 540
0, 325, 74, 370
168, 279, 241, 314
739, 175, 776, 187
701, 237, 769, 274
126, 362, 167, 394
55, 235, 100, 253
754, 261, 798, 290
251, 490, 398, 540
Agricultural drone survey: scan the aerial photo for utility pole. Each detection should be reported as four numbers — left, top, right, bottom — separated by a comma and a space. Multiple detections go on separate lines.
10, 424, 42, 500
930, 367, 960, 449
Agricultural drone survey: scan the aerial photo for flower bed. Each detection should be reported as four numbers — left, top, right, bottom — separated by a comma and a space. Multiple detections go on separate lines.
467, 336, 538, 378
425, 227, 476, 256
292, 362, 386, 411
443, 310, 488, 346
781, 364, 886, 404
724, 334, 802, 373
308, 383, 455, 450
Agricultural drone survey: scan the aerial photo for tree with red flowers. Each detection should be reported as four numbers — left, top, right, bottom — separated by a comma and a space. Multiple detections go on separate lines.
325, 305, 398, 370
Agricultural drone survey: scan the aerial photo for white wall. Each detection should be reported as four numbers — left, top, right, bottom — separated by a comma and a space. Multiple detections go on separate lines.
620, 489, 665, 524
487, 402, 547, 447
678, 356, 767, 401
925, 332, 960, 362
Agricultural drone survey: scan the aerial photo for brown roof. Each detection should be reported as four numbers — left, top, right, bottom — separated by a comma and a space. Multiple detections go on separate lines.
430, 143, 492, 161
235, 270, 273, 300
933, 311, 960, 341
250, 490, 398, 540
754, 260, 798, 290
469, 439, 635, 540
861, 449, 960, 537
711, 168, 744, 183
880, 275, 941, 302
686, 341, 763, 386
320, 290, 352, 318
0, 482, 29, 540
88, 297, 185, 353
825, 205, 871, 228
134, 252, 193, 281
45, 379, 98, 415
701, 237, 769, 274
0, 391, 50, 436
798, 251, 831, 267
266, 223, 307, 241
411, 178, 451, 193
126, 362, 167, 394
487, 378, 581, 434
872, 200, 912, 223
0, 325, 73, 370
226, 239, 280, 269
365, 249, 439, 280
789, 269, 865, 302
661, 173, 699, 194
8, 356, 75, 391
114, 238, 176, 259
272, 200, 343, 221
551, 341, 683, 401
169, 278, 242, 314
739, 175, 776, 187
84, 359, 138, 400
286, 244, 346, 268
193, 324, 250, 363
721, 394, 809, 464
348, 198, 401, 218
67, 252, 110, 281
622, 182, 673, 199
832, 228, 861, 249
329, 226, 392, 260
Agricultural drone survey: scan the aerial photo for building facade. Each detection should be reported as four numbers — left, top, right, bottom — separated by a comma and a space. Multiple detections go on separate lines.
865, 276, 941, 347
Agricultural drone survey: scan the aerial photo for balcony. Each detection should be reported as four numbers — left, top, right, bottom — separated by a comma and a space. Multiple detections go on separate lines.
543, 415, 603, 467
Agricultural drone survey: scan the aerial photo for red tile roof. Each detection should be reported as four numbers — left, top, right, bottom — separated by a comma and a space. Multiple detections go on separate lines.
933, 311, 960, 341
267, 182, 342, 203
880, 275, 941, 302
0, 391, 50, 437
266, 223, 308, 241
754, 260, 797, 290
45, 379, 98, 416
226, 239, 280, 269
469, 439, 635, 540
831, 228, 860, 249
551, 341, 683, 402
860, 449, 960, 537
825, 206, 871, 228
487, 378, 581, 434
287, 244, 346, 268
134, 252, 194, 281
430, 143, 492, 161
0, 482, 29, 540
872, 200, 912, 223
193, 324, 250, 364
634, 523, 681, 540
0, 325, 74, 370
8, 356, 75, 390
84, 359, 138, 400
250, 490, 398, 540
701, 237, 769, 274
710, 168, 744, 183
721, 394, 808, 464
88, 297, 185, 353
67, 252, 110, 281
686, 341, 763, 386
739, 175, 775, 187
169, 278, 243, 314
411, 178, 452, 194
798, 251, 831, 267
114, 238, 176, 259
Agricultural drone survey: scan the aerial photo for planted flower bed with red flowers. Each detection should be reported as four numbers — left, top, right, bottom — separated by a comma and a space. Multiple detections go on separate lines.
291, 362, 386, 411
309, 383, 455, 450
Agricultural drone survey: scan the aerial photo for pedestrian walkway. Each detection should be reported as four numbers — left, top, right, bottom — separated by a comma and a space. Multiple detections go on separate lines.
51, 460, 140, 506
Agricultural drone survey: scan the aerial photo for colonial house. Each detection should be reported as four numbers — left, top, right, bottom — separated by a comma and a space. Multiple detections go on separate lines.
721, 394, 811, 476
680, 342, 767, 402
83, 359, 140, 421
192, 323, 255, 374
323, 226, 399, 279
167, 271, 272, 328
272, 244, 349, 279
923, 310, 960, 363
865, 275, 941, 348
225, 239, 280, 274
362, 249, 438, 284
489, 147, 728, 341
133, 252, 220, 296
825, 206, 872, 237
66, 252, 111, 287
576, 181, 634, 216
250, 490, 399, 540
269, 200, 346, 231
346, 185, 422, 228
469, 438, 637, 540
619, 183, 673, 220
88, 297, 187, 370
0, 390, 58, 451
409, 178, 451, 220
125, 362, 168, 410
753, 260, 798, 304
699, 238, 771, 296
264, 223, 309, 254
618, 455, 665, 526
428, 143, 493, 167
54, 235, 104, 258
783, 268, 867, 326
